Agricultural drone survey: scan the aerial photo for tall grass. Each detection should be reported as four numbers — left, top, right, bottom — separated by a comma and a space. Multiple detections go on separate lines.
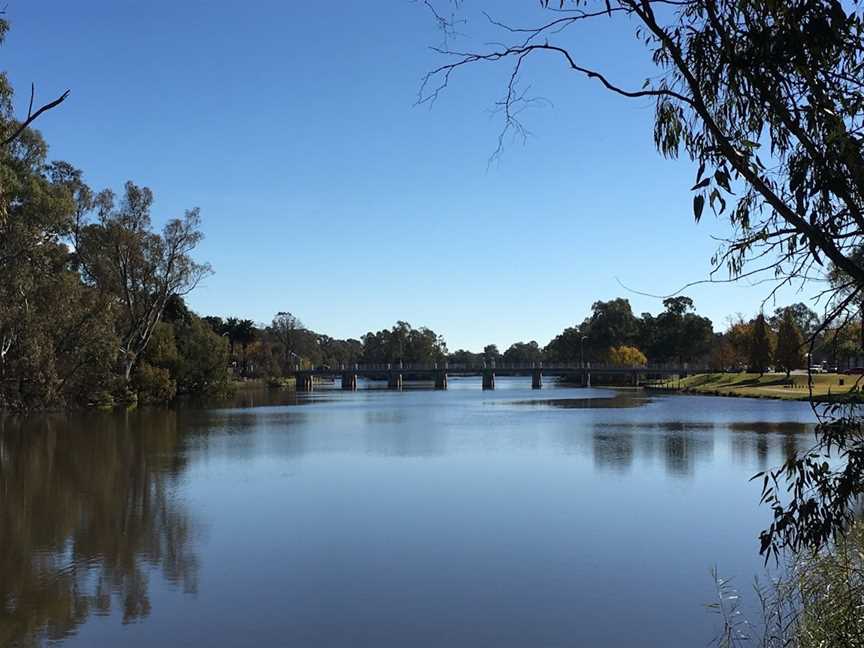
711, 525, 864, 647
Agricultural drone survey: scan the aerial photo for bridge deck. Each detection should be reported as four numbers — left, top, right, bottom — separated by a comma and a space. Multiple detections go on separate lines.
293, 366, 702, 377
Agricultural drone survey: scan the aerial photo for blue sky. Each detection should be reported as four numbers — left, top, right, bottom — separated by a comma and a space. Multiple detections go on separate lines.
5, 2, 820, 351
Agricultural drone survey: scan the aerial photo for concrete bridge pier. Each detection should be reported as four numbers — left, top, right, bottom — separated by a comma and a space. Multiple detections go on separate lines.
532, 368, 543, 390
341, 372, 357, 391
434, 370, 448, 390
297, 372, 314, 392
388, 371, 403, 391
482, 369, 495, 390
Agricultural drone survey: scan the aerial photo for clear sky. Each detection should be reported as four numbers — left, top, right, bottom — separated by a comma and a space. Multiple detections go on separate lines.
4, 1, 820, 351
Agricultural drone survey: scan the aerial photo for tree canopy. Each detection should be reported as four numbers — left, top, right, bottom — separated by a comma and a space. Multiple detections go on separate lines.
775, 307, 806, 376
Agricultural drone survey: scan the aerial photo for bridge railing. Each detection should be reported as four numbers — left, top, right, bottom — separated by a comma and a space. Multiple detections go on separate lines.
292, 362, 711, 373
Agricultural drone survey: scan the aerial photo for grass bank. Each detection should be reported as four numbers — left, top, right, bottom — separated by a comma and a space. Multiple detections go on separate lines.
651, 372, 863, 401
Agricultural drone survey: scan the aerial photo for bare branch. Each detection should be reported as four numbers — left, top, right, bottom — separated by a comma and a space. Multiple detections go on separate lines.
2, 88, 69, 147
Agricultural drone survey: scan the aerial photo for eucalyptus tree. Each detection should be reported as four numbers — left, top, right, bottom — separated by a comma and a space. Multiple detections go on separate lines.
483, 344, 501, 362
271, 311, 305, 368
544, 326, 584, 363
418, 0, 864, 556
640, 297, 714, 363
581, 298, 640, 357
77, 182, 211, 382
502, 341, 543, 365
0, 129, 118, 407
769, 303, 820, 341
360, 321, 449, 365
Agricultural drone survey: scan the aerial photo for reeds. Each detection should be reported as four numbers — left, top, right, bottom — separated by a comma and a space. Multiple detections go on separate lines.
711, 524, 864, 647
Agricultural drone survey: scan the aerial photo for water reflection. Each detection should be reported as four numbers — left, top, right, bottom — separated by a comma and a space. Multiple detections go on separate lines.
589, 420, 811, 475
0, 389, 821, 648
0, 413, 199, 647
590, 423, 715, 475
727, 421, 810, 470
664, 432, 714, 476
592, 432, 634, 471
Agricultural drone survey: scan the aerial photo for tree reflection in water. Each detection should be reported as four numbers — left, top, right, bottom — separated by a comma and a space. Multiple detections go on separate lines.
0, 411, 199, 646
591, 421, 809, 475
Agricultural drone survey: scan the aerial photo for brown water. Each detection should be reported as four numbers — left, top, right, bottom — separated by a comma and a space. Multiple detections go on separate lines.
0, 379, 816, 646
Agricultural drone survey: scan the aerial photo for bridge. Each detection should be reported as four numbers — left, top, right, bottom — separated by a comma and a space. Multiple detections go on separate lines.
290, 362, 706, 392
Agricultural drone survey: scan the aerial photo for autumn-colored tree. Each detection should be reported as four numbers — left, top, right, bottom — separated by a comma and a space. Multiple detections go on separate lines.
724, 317, 753, 370
607, 345, 647, 367
708, 336, 735, 372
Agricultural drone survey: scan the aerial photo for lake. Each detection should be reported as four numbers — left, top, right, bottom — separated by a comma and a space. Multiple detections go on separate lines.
0, 379, 816, 647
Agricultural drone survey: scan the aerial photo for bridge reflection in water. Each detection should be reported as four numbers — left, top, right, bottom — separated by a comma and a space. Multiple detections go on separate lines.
290, 362, 707, 392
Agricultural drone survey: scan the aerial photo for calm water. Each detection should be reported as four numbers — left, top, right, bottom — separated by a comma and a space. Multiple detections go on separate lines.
0, 379, 816, 647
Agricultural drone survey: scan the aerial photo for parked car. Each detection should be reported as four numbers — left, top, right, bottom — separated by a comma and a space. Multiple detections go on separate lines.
843, 367, 864, 375
809, 365, 827, 374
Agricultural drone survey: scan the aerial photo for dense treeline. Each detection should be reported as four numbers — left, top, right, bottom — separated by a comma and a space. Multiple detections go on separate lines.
209, 294, 862, 385
201, 315, 447, 379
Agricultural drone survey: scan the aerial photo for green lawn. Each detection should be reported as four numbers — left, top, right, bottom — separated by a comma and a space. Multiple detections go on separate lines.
654, 372, 864, 401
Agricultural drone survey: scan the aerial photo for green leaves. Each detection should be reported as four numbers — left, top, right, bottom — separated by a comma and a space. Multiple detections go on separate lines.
714, 168, 732, 193
709, 189, 727, 215
693, 194, 705, 222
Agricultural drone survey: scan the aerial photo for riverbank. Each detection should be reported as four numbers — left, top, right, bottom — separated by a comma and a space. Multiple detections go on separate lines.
650, 372, 862, 401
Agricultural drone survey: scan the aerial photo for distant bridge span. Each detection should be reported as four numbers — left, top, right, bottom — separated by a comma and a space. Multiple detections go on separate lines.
289, 363, 705, 392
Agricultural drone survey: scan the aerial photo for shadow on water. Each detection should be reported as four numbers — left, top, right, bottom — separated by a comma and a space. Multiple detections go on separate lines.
509, 394, 652, 409
0, 411, 200, 647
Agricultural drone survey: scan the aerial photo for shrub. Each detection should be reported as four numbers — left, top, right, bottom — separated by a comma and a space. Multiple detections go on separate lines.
133, 362, 177, 404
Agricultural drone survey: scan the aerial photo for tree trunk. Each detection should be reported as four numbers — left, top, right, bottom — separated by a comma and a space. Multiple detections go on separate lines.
124, 355, 136, 382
